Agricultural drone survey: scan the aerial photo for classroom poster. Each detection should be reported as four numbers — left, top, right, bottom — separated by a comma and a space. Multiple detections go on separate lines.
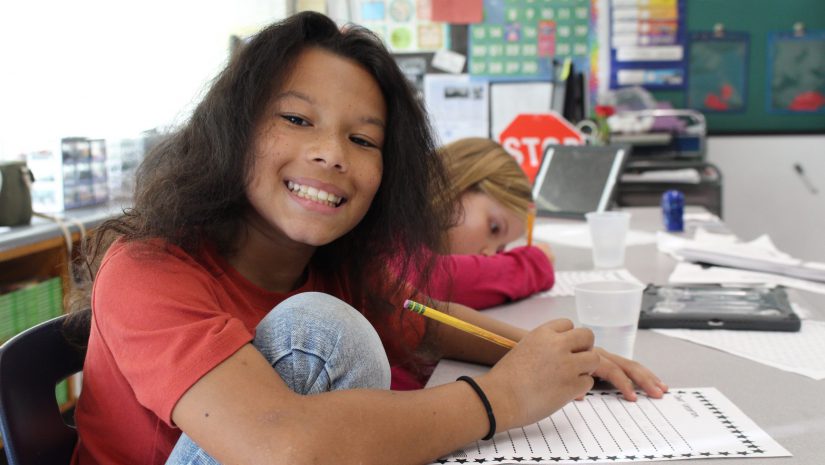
609, 0, 686, 89
350, 0, 449, 51
687, 32, 749, 113
431, 0, 484, 24
468, 0, 593, 80
423, 74, 490, 144
767, 31, 825, 114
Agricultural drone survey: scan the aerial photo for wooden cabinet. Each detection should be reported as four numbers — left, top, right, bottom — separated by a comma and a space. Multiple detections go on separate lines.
0, 204, 121, 418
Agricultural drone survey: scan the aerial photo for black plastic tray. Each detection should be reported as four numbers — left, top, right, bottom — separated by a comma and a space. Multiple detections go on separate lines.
638, 284, 800, 332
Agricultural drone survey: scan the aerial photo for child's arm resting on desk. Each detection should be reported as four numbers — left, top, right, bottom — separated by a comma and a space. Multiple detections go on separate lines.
171, 302, 665, 465
430, 301, 667, 402
430, 245, 555, 309
172, 343, 511, 465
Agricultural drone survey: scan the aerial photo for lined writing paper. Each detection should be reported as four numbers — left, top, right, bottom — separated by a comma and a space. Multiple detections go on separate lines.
431, 388, 789, 464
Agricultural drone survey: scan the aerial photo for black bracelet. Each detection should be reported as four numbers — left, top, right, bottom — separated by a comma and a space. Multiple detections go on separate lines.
456, 375, 496, 440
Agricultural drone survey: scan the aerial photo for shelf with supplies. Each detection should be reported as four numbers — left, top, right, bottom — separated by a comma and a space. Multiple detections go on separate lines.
0, 203, 125, 292
617, 161, 723, 218
606, 108, 722, 218
0, 202, 125, 426
608, 108, 707, 164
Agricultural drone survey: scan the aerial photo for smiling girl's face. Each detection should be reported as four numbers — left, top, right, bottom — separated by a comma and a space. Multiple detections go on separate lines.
244, 46, 386, 250
446, 190, 525, 256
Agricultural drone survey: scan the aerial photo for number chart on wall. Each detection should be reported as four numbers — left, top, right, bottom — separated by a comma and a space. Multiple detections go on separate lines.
468, 0, 594, 80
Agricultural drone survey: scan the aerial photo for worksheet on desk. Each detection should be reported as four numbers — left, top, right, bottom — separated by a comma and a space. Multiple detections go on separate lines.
430, 387, 790, 464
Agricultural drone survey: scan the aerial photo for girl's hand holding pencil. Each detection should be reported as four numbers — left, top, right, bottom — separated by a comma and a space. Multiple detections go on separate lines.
404, 300, 516, 348
475, 318, 605, 431
404, 298, 668, 433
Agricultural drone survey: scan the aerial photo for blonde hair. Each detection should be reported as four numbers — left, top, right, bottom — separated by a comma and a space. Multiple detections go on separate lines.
438, 137, 533, 221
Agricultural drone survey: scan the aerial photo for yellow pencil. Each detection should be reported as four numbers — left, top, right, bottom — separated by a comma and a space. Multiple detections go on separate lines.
526, 202, 536, 247
403, 299, 517, 349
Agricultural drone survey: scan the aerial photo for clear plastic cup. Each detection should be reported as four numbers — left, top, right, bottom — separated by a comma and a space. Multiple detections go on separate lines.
574, 280, 644, 359
585, 211, 631, 269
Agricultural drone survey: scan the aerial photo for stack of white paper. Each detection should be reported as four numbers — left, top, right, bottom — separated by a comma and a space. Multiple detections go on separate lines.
621, 168, 701, 184
669, 262, 825, 295
658, 229, 825, 283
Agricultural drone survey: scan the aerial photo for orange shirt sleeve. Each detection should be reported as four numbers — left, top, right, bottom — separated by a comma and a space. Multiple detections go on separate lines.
92, 241, 254, 425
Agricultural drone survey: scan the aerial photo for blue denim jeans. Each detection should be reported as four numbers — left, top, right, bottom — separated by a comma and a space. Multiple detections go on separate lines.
165, 292, 391, 465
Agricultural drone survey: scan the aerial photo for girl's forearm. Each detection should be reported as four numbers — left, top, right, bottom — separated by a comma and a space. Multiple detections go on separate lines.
430, 301, 528, 365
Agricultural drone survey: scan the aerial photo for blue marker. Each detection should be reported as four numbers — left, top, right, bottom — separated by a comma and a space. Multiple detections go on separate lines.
661, 190, 684, 232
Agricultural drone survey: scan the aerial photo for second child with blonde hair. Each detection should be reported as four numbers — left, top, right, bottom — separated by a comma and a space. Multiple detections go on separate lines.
430, 137, 556, 309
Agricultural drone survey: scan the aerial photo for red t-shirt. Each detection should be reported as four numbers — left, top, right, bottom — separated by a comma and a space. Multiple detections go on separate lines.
71, 239, 425, 465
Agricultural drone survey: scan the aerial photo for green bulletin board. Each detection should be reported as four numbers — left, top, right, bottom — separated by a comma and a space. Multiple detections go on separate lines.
653, 0, 825, 134
468, 0, 592, 80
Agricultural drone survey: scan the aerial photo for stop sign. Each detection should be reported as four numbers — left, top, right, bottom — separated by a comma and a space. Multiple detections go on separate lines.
498, 112, 585, 183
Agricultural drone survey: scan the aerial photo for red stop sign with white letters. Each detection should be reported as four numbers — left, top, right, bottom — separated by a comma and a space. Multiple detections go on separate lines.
498, 112, 585, 183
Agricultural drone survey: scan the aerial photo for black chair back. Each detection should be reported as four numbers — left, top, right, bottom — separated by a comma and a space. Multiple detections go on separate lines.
0, 314, 85, 465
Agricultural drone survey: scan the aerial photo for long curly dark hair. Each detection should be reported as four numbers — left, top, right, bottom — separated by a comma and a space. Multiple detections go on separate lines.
66, 12, 454, 354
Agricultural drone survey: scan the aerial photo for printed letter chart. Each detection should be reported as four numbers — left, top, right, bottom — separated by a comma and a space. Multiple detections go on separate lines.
431, 387, 789, 464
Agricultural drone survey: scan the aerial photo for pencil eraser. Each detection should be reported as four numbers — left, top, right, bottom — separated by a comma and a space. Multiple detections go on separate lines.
403, 299, 412, 309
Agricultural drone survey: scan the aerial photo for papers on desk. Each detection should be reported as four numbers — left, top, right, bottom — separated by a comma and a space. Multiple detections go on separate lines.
656, 229, 825, 380
621, 168, 701, 184
653, 320, 825, 380
431, 387, 790, 464
658, 229, 825, 283
541, 269, 643, 297
534, 223, 657, 249
669, 262, 825, 295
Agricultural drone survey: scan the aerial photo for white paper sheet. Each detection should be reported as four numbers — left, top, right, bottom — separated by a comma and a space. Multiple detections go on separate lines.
668, 262, 825, 295
533, 223, 657, 249
540, 269, 643, 297
620, 168, 701, 184
653, 320, 825, 380
431, 49, 466, 74
489, 82, 554, 140
657, 230, 825, 283
423, 74, 489, 145
431, 387, 790, 464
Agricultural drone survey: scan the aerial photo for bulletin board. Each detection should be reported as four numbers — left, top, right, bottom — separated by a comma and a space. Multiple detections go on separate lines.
467, 0, 594, 81
650, 0, 825, 134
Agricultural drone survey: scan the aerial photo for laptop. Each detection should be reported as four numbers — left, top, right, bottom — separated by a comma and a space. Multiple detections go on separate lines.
531, 144, 630, 219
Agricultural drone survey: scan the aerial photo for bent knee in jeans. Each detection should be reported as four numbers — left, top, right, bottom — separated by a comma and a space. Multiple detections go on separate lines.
165, 292, 391, 465
255, 291, 391, 393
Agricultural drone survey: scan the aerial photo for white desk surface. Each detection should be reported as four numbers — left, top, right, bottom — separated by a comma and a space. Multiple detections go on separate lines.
427, 207, 825, 465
